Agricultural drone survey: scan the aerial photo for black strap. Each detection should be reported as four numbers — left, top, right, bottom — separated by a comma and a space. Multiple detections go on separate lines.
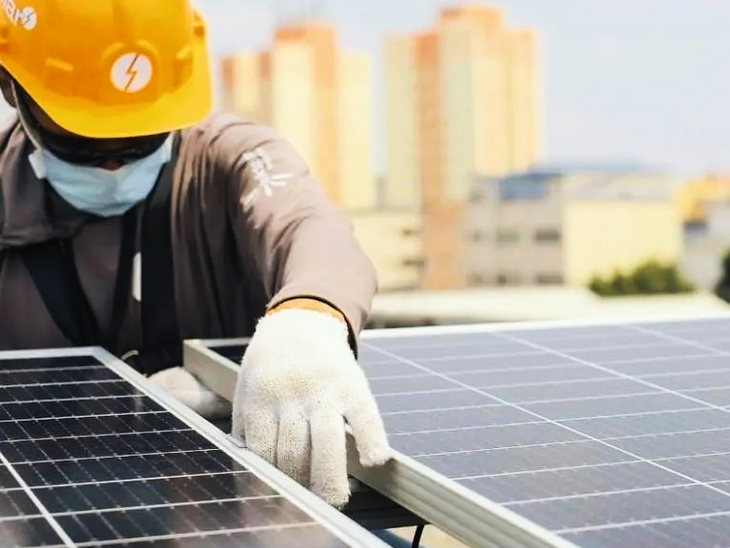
21, 208, 137, 351
21, 239, 100, 347
134, 152, 181, 376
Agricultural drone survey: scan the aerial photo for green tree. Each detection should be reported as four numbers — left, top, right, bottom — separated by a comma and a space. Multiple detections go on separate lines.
589, 259, 695, 297
589, 276, 612, 296
609, 271, 636, 295
632, 260, 666, 294
714, 249, 730, 303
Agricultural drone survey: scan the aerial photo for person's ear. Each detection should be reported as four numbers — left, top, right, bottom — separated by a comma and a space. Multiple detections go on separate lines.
0, 66, 16, 108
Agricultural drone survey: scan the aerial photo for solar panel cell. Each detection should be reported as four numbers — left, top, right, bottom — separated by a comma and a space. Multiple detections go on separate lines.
14, 451, 240, 488
458, 461, 689, 504
0, 516, 65, 547
0, 489, 42, 516
0, 351, 388, 547
190, 316, 730, 548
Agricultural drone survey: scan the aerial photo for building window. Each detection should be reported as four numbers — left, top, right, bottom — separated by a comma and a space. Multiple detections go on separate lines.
497, 230, 519, 244
497, 273, 521, 286
402, 228, 420, 237
536, 274, 564, 285
471, 231, 488, 242
403, 258, 426, 269
535, 229, 561, 243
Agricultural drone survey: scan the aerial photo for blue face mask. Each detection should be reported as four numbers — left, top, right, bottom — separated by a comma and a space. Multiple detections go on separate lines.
27, 136, 173, 218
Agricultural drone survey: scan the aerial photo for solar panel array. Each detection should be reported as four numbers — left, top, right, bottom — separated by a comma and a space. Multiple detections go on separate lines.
0, 351, 387, 548
199, 317, 730, 548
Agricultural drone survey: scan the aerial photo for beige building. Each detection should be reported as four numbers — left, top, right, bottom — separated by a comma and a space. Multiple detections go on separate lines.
220, 23, 376, 211
467, 170, 686, 287
350, 210, 424, 292
384, 5, 544, 290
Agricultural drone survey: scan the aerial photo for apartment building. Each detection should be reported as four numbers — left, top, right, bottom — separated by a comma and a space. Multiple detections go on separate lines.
467, 169, 685, 287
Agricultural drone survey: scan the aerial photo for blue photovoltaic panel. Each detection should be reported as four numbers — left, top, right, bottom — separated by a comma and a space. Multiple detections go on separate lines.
0, 351, 385, 548
200, 317, 730, 548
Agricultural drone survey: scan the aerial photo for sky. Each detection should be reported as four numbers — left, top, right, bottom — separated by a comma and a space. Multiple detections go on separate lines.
191, 0, 730, 177
2, 1, 728, 177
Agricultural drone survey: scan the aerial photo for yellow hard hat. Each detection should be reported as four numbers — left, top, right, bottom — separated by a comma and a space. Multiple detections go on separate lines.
0, 0, 212, 138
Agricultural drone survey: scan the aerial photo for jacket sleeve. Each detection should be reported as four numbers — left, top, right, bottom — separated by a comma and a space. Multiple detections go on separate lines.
213, 117, 378, 350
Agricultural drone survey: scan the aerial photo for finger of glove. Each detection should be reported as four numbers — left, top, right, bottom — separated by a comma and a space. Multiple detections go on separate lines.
344, 389, 392, 467
310, 410, 349, 509
194, 391, 232, 421
243, 410, 278, 465
276, 411, 311, 487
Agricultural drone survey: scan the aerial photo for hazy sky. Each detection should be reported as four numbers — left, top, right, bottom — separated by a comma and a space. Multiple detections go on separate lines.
2, 1, 727, 176
193, 0, 730, 177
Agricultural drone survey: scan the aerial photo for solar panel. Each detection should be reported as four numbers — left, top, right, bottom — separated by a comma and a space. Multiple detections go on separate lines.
184, 314, 730, 548
0, 348, 391, 548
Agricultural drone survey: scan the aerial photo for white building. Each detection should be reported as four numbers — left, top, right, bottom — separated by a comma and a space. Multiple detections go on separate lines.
681, 202, 730, 291
467, 168, 686, 287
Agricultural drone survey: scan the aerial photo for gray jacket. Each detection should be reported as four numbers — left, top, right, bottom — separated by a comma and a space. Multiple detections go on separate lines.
0, 111, 377, 360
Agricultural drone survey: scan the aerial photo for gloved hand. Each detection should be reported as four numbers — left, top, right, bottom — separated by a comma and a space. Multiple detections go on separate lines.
231, 306, 392, 508
148, 366, 232, 420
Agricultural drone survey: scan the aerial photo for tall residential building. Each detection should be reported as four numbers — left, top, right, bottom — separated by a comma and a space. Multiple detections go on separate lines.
220, 23, 375, 211
385, 5, 544, 289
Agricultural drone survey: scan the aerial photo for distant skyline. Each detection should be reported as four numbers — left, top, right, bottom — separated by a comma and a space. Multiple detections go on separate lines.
195, 0, 730, 177
1, 1, 727, 177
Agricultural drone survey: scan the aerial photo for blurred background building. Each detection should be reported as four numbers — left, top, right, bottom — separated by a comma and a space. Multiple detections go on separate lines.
220, 22, 374, 211
467, 168, 685, 288
679, 174, 730, 291
216, 2, 730, 323
383, 5, 544, 290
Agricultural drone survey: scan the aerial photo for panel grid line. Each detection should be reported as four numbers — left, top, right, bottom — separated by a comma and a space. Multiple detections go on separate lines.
0, 450, 76, 547
0, 470, 251, 492
367, 351, 719, 379
629, 324, 730, 355
454, 448, 730, 481
71, 523, 324, 548
0, 366, 108, 375
0, 494, 285, 521
503, 482, 710, 506
375, 384, 730, 406
1, 380, 122, 387
555, 509, 730, 535
0, 411, 164, 424
374, 364, 730, 389
404, 425, 730, 459
365, 342, 730, 504
6, 448, 212, 466
0, 427, 194, 444
0, 395, 146, 405
387, 405, 725, 436
492, 330, 730, 498
494, 329, 730, 415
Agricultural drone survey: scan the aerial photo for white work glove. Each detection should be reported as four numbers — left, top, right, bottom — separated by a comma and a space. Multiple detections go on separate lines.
148, 367, 231, 420
231, 308, 392, 508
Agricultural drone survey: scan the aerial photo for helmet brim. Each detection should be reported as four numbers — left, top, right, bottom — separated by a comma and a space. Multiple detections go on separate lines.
6, 34, 212, 139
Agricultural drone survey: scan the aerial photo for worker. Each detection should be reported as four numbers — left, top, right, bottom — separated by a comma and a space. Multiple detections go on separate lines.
0, 0, 391, 508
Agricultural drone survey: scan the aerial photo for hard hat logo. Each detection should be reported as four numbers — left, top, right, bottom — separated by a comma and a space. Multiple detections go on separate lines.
111, 53, 153, 93
18, 6, 34, 29
2, 0, 36, 30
